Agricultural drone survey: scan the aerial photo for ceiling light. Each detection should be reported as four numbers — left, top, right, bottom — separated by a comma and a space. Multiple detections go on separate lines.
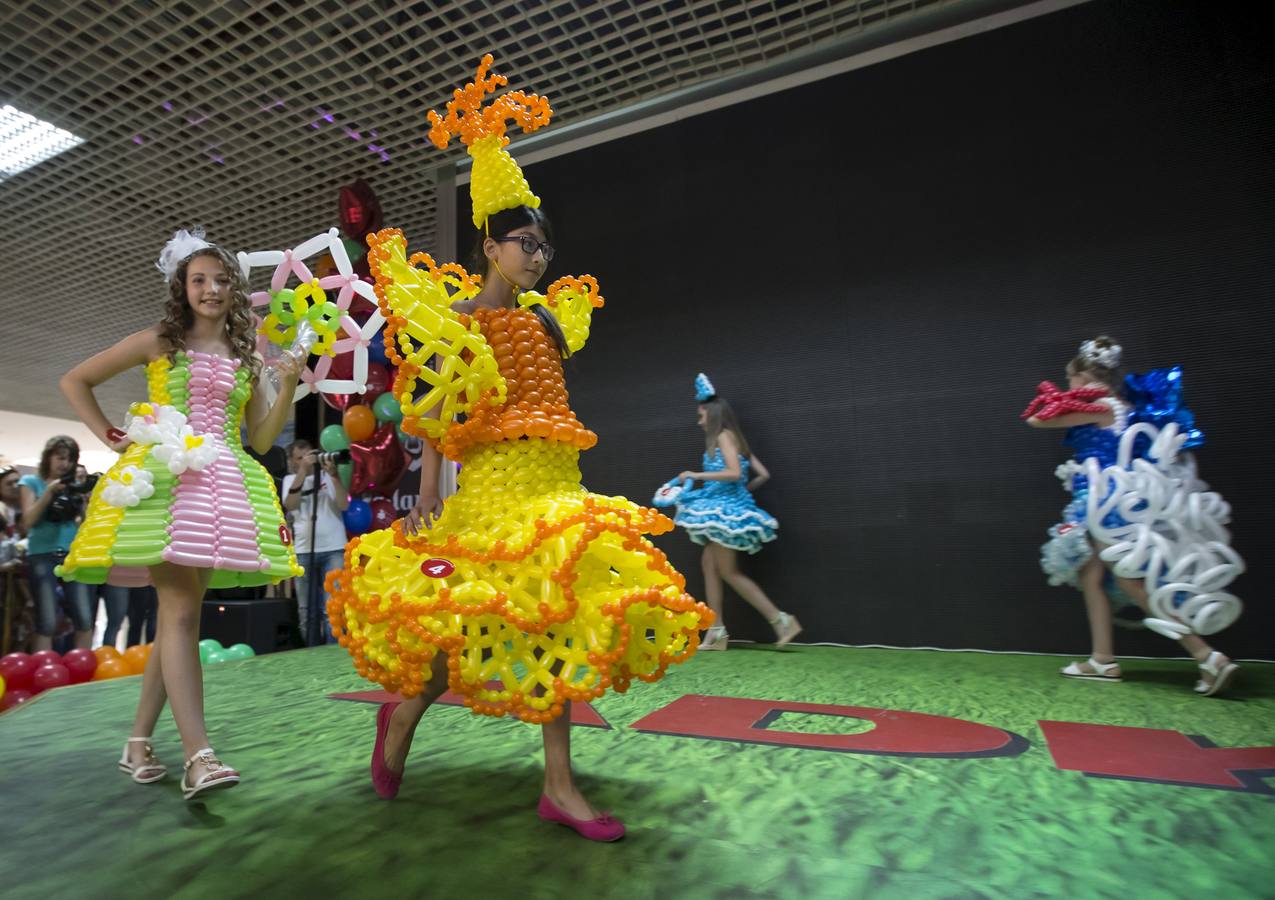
0, 105, 85, 181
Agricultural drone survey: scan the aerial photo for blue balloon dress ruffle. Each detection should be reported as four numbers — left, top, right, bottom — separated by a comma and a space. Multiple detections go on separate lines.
673, 450, 778, 554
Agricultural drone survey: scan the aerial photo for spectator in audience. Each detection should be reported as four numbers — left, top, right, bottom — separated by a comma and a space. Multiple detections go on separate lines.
18, 437, 95, 651
281, 439, 349, 645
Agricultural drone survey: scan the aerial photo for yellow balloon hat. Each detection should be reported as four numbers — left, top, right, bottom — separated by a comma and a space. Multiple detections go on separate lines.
427, 54, 553, 230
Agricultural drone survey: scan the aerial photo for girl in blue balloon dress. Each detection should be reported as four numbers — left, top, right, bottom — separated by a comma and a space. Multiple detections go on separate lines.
1025, 337, 1241, 696
664, 374, 801, 650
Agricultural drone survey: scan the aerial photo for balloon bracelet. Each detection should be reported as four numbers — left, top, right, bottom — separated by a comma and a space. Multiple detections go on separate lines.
652, 477, 695, 508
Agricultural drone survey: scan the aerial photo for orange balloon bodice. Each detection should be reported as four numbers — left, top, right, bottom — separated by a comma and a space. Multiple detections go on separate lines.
438, 306, 597, 461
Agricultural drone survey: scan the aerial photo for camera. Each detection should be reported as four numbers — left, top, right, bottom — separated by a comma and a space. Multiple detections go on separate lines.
317, 450, 351, 465
44, 473, 99, 523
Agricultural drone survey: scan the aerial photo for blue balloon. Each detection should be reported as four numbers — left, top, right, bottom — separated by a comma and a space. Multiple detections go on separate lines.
1125, 366, 1204, 449
367, 326, 390, 367
343, 499, 373, 534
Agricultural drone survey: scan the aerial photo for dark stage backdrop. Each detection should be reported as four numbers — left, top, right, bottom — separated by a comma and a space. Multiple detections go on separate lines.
437, 0, 1273, 657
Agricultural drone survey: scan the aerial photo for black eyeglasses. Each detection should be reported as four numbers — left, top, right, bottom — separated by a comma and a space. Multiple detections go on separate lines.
492, 234, 555, 262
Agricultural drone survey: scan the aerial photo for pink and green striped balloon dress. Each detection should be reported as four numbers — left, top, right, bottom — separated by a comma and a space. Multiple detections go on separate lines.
58, 350, 302, 588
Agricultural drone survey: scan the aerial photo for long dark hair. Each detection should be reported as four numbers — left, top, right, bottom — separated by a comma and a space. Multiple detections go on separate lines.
701, 397, 752, 457
38, 435, 80, 481
470, 206, 570, 358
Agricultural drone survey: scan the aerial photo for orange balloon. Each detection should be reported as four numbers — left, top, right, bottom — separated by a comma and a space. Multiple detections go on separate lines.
344, 404, 376, 441
93, 658, 131, 681
122, 645, 150, 675
94, 645, 123, 663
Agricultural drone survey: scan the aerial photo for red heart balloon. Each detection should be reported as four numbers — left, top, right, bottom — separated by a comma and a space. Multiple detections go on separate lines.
362, 363, 390, 403
349, 422, 408, 498
321, 351, 356, 411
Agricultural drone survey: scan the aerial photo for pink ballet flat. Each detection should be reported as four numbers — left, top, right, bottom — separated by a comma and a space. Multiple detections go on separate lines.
371, 702, 402, 800
537, 794, 626, 842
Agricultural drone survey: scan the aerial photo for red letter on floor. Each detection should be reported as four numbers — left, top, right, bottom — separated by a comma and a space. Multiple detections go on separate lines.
631, 695, 1025, 757
1039, 721, 1275, 793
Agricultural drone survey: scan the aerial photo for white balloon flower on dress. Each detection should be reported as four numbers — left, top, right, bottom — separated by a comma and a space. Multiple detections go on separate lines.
100, 466, 156, 508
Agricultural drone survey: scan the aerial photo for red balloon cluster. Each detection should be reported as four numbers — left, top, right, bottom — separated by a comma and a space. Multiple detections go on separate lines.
0, 644, 153, 711
1, 650, 78, 708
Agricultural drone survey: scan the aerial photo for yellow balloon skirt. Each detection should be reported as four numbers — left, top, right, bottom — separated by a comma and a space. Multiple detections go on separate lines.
326, 438, 713, 724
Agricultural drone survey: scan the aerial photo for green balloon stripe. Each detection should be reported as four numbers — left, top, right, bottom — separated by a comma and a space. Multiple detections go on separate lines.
225, 367, 298, 582
108, 443, 178, 567
62, 566, 109, 585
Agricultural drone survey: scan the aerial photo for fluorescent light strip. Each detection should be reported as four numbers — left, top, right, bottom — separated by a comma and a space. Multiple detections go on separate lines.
0, 105, 85, 180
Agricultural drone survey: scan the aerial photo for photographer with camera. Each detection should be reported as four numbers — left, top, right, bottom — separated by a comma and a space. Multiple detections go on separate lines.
18, 436, 95, 651
281, 439, 349, 645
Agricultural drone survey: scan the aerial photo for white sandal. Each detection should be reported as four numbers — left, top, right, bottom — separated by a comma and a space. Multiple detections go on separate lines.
118, 737, 167, 784
181, 748, 241, 801
1060, 657, 1122, 681
770, 612, 803, 648
1194, 651, 1238, 697
700, 626, 729, 651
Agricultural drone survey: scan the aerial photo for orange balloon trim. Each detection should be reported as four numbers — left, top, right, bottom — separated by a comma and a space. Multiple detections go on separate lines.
426, 53, 553, 151
326, 497, 709, 725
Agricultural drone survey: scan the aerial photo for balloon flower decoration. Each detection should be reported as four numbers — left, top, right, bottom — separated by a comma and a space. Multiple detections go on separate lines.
237, 227, 388, 403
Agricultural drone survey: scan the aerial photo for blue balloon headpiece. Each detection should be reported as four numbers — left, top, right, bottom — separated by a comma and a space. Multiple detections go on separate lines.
695, 373, 716, 403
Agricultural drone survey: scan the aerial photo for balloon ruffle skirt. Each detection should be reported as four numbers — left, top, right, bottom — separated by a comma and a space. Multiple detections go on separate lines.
327, 439, 712, 724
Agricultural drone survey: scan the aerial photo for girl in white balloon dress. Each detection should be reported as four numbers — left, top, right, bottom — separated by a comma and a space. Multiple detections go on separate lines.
1024, 336, 1242, 696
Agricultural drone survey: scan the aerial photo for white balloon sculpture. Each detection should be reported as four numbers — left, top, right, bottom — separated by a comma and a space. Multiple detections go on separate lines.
237, 227, 387, 403
1084, 422, 1244, 638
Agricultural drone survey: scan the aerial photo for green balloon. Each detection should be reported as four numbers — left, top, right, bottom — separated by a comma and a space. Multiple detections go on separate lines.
205, 650, 229, 665
373, 391, 403, 423
337, 462, 353, 487
198, 639, 223, 663
341, 237, 366, 263
320, 424, 350, 451
225, 643, 256, 661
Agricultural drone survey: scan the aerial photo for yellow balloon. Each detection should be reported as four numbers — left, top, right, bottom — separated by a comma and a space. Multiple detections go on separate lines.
328, 55, 713, 727
329, 438, 712, 724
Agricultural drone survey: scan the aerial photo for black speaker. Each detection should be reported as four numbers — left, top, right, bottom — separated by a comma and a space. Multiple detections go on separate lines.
200, 597, 300, 655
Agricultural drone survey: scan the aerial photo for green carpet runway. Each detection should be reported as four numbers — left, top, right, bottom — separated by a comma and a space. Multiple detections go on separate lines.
1, 645, 1272, 899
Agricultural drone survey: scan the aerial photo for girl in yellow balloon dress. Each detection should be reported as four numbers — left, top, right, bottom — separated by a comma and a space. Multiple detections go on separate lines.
326, 56, 712, 841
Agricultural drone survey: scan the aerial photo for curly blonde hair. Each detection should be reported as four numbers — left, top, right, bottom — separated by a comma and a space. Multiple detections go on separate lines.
158, 246, 260, 380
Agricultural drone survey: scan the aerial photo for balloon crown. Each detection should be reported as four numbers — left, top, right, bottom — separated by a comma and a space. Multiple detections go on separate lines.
695, 373, 716, 403
427, 54, 554, 229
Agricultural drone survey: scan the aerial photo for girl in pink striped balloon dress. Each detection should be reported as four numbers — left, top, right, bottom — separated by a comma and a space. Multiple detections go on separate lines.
59, 229, 304, 800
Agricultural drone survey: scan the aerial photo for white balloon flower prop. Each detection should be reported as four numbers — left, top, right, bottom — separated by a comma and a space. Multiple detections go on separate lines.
237, 227, 387, 404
